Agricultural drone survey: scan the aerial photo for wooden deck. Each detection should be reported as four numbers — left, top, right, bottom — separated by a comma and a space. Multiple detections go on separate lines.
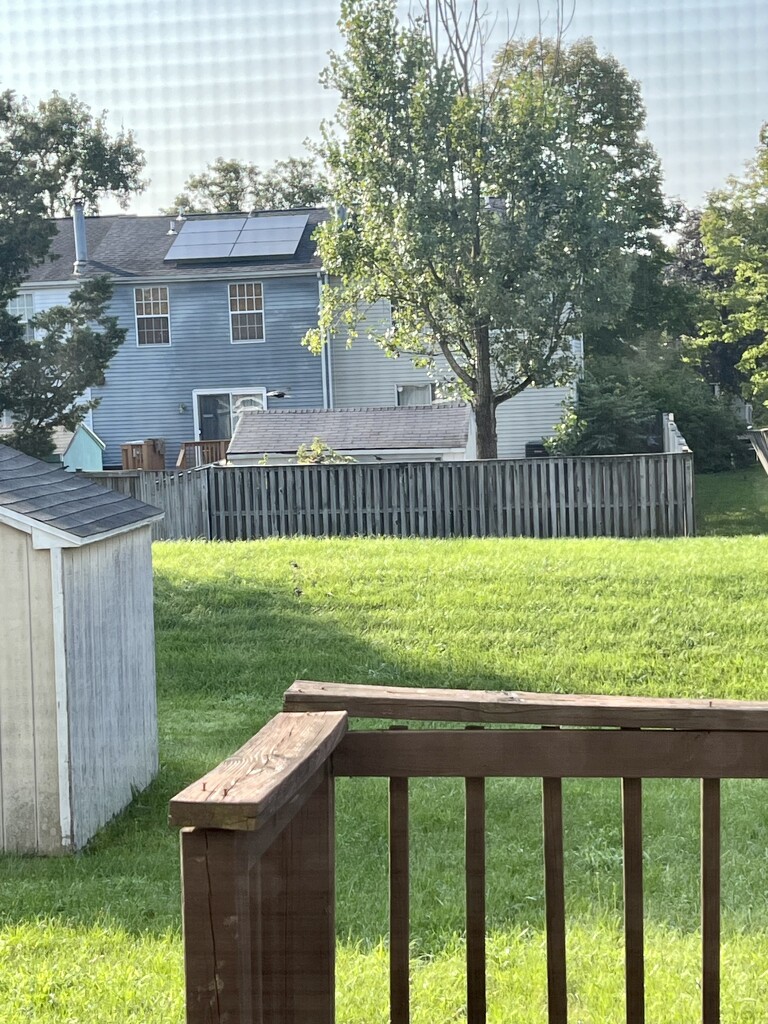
169, 681, 768, 1023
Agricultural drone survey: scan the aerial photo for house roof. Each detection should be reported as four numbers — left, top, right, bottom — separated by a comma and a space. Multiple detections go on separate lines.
0, 444, 162, 542
22, 208, 327, 284
228, 405, 470, 456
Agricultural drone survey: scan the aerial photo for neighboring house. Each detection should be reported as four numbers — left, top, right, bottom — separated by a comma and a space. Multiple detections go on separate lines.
227, 405, 473, 464
17, 206, 578, 466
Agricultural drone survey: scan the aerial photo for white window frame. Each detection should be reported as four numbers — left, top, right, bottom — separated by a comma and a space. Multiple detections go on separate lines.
394, 382, 435, 407
228, 282, 266, 344
134, 286, 172, 347
192, 387, 268, 440
8, 293, 35, 342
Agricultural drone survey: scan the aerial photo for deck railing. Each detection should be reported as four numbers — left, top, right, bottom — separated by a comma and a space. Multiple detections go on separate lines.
169, 681, 768, 1023
176, 439, 228, 469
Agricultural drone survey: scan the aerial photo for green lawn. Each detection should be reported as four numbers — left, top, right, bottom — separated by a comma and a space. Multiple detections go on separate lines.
3, 475, 768, 1021
696, 462, 768, 536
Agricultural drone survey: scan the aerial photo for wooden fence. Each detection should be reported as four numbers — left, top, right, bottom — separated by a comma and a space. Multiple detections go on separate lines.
86, 469, 210, 541
87, 452, 695, 541
170, 680, 768, 1024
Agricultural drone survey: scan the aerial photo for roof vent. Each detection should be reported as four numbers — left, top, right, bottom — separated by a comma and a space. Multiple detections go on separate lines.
167, 220, 177, 236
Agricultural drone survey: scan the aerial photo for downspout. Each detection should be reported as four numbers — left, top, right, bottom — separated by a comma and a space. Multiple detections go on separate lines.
317, 272, 329, 410
323, 272, 334, 409
49, 546, 73, 848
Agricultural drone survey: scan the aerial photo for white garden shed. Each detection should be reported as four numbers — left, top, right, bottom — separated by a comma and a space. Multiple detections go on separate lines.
0, 445, 163, 854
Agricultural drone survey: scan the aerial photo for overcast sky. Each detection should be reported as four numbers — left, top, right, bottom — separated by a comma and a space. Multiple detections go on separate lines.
1, 0, 766, 214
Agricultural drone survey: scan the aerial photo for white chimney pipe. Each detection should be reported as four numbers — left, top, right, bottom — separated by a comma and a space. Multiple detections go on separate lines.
73, 201, 88, 274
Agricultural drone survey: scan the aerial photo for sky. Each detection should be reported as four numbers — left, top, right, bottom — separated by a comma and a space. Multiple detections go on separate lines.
0, 0, 766, 215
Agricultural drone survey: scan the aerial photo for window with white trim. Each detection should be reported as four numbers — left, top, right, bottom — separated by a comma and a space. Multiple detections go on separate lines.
396, 383, 435, 407
135, 286, 170, 345
8, 293, 35, 342
229, 282, 264, 342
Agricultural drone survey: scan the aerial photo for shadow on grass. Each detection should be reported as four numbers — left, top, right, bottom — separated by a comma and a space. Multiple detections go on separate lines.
695, 465, 768, 536
5, 554, 768, 954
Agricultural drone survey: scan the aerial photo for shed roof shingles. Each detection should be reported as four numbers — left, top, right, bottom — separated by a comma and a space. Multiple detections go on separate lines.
228, 405, 470, 456
0, 445, 162, 540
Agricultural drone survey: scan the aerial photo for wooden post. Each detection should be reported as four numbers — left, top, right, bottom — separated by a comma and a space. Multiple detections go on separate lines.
260, 764, 336, 1024
181, 827, 261, 1024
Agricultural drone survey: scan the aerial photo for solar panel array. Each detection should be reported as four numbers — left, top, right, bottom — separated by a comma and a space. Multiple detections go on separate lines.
164, 214, 309, 262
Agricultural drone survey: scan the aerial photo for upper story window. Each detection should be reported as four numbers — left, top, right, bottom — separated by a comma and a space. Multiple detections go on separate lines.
229, 283, 264, 343
135, 286, 170, 345
396, 383, 435, 407
8, 293, 35, 342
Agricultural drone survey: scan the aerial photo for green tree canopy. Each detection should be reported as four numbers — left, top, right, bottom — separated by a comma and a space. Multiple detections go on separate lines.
0, 277, 124, 458
698, 125, 768, 409
305, 0, 669, 457
0, 92, 145, 456
0, 91, 147, 216
162, 156, 327, 215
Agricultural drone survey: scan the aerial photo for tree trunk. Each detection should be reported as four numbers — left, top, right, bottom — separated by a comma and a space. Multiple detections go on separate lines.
473, 324, 498, 459
473, 396, 498, 459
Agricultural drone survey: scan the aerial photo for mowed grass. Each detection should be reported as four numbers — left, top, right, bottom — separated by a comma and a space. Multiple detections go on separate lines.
696, 462, 768, 536
3, 530, 768, 1021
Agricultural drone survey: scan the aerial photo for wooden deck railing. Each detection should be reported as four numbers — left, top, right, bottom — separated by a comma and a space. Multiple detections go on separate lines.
176, 439, 228, 469
170, 682, 768, 1023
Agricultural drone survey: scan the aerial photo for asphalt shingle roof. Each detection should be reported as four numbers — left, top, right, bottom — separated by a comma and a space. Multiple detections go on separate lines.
228, 406, 470, 456
23, 208, 326, 283
0, 445, 162, 540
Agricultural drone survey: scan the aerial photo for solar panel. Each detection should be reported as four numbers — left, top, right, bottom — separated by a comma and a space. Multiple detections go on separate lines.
164, 214, 310, 262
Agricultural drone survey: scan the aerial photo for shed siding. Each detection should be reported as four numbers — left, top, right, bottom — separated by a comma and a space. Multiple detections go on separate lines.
62, 427, 104, 472
330, 305, 578, 455
0, 523, 61, 854
63, 527, 158, 850
91, 276, 325, 467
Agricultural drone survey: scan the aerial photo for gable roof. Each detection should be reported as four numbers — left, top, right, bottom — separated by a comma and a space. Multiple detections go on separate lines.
228, 405, 470, 456
22, 208, 327, 284
0, 445, 162, 543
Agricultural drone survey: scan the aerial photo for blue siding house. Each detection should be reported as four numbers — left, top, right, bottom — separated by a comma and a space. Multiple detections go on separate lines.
21, 208, 332, 467
17, 206, 576, 465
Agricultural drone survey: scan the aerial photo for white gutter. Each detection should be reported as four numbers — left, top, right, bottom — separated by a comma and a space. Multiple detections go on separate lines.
49, 547, 73, 848
19, 267, 321, 291
317, 272, 329, 410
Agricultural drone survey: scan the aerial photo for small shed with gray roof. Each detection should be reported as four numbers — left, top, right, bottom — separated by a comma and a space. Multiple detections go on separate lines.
227, 404, 474, 464
0, 444, 163, 854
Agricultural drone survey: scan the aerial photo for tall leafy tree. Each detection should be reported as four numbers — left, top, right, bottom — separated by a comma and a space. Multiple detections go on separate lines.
0, 92, 145, 455
698, 126, 768, 409
305, 0, 669, 457
162, 156, 327, 214
0, 90, 147, 215
0, 278, 124, 458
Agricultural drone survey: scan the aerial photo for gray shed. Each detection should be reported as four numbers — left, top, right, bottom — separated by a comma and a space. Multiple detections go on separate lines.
0, 445, 163, 854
